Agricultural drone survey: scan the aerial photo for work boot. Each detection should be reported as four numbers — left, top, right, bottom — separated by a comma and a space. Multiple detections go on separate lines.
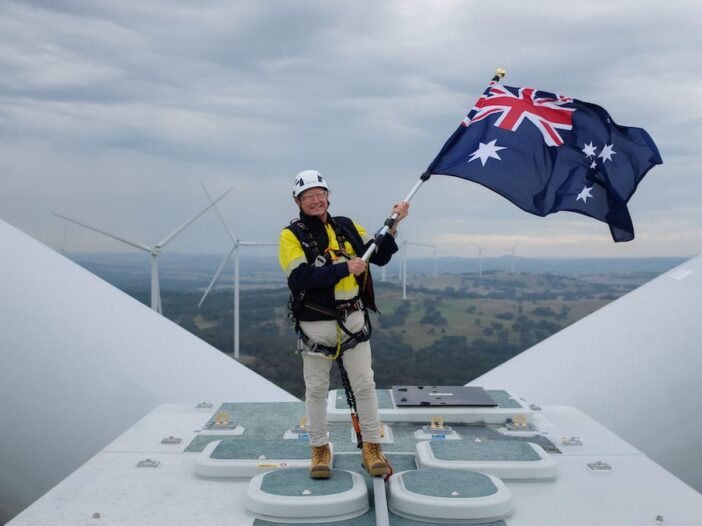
310, 444, 332, 479
362, 442, 390, 477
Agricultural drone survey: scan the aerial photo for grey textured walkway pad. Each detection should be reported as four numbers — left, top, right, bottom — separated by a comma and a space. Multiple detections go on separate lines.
400, 469, 498, 498
211, 438, 311, 460
429, 439, 542, 462
260, 468, 354, 497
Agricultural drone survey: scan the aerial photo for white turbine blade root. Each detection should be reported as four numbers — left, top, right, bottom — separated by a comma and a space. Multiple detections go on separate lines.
156, 187, 233, 249
198, 246, 235, 308
52, 212, 152, 252
199, 180, 238, 243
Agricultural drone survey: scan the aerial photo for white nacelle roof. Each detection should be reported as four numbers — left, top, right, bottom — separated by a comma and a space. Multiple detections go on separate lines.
472, 254, 702, 493
8, 402, 702, 526
0, 219, 296, 521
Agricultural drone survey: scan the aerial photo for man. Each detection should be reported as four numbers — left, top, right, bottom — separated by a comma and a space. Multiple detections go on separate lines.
279, 169, 409, 479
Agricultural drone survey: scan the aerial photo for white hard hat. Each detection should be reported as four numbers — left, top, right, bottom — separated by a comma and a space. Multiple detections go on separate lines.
292, 170, 329, 198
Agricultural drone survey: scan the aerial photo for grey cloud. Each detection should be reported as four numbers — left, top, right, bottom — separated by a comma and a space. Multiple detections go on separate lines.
0, 0, 700, 257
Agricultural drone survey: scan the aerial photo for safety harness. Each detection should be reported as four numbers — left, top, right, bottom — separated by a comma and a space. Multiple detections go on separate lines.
286, 217, 372, 449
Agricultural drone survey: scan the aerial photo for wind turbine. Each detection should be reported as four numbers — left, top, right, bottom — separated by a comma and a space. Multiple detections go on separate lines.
53, 187, 232, 314
473, 242, 490, 279
197, 183, 276, 360
509, 242, 518, 274
432, 246, 439, 279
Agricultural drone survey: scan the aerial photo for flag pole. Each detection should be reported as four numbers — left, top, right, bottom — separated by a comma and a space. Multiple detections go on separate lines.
361, 68, 506, 262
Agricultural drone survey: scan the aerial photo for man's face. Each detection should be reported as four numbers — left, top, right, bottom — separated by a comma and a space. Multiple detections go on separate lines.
297, 187, 329, 219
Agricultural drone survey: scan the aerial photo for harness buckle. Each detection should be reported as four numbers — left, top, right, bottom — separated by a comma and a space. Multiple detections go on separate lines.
335, 298, 364, 320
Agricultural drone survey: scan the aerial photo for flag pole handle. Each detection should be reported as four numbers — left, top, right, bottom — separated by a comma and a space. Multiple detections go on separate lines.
361, 68, 506, 263
361, 171, 431, 262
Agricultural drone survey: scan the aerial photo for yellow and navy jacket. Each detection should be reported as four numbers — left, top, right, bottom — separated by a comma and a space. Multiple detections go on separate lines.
279, 212, 398, 321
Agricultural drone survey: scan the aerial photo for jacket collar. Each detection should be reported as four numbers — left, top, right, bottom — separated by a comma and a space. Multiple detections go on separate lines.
299, 209, 335, 231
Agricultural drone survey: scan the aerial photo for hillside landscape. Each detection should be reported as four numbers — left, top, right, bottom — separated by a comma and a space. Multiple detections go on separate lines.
75, 254, 679, 398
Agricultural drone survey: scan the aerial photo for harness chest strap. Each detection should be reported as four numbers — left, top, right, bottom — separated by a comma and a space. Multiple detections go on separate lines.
286, 215, 379, 316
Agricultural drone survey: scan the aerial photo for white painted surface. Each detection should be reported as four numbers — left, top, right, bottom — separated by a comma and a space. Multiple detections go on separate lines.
472, 254, 702, 493
9, 403, 702, 526
0, 219, 296, 522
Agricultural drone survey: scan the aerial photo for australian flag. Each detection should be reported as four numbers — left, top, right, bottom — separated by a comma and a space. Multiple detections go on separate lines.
428, 83, 663, 241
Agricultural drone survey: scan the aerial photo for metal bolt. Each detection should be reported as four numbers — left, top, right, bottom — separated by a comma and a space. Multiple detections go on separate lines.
587, 460, 612, 472
137, 458, 160, 468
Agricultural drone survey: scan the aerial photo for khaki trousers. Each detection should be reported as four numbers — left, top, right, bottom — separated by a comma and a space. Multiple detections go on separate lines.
300, 310, 382, 447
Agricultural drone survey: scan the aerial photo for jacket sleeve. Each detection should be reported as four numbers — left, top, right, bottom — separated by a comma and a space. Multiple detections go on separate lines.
352, 221, 398, 267
368, 233, 398, 266
279, 228, 350, 290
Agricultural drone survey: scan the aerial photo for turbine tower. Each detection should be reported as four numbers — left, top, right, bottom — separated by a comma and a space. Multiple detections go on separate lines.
399, 239, 407, 299
198, 183, 276, 360
473, 242, 490, 279
54, 187, 232, 314
509, 242, 518, 274
431, 245, 439, 279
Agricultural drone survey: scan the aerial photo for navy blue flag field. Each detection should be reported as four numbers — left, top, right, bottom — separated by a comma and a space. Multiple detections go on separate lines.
427, 83, 663, 241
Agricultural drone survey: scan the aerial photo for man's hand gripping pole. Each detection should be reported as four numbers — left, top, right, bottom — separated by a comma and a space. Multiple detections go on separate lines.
361, 170, 431, 263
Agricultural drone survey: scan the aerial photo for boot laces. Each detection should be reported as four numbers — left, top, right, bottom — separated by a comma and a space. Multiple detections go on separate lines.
313, 445, 331, 464
366, 443, 384, 464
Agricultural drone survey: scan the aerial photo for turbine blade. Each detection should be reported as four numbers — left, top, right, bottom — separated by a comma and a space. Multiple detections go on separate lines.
198, 246, 235, 308
52, 212, 151, 252
156, 187, 233, 249
199, 180, 238, 243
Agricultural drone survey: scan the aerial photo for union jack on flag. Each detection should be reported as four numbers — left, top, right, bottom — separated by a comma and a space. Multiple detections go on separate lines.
465, 85, 575, 146
428, 82, 662, 242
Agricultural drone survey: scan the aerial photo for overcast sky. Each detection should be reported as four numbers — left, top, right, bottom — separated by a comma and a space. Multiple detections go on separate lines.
1, 0, 700, 259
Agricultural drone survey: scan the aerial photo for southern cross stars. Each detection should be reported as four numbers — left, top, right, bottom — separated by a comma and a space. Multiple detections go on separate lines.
578, 140, 615, 206
582, 141, 597, 158
582, 141, 616, 166
598, 143, 616, 163
468, 139, 506, 166
576, 186, 593, 203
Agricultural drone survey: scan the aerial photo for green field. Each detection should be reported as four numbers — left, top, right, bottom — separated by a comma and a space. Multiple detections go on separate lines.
154, 269, 651, 397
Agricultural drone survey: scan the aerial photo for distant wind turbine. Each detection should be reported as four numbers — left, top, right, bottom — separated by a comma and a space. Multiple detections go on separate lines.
198, 182, 276, 360
431, 246, 439, 279
473, 242, 490, 279
509, 242, 518, 274
509, 241, 517, 274
53, 187, 232, 314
